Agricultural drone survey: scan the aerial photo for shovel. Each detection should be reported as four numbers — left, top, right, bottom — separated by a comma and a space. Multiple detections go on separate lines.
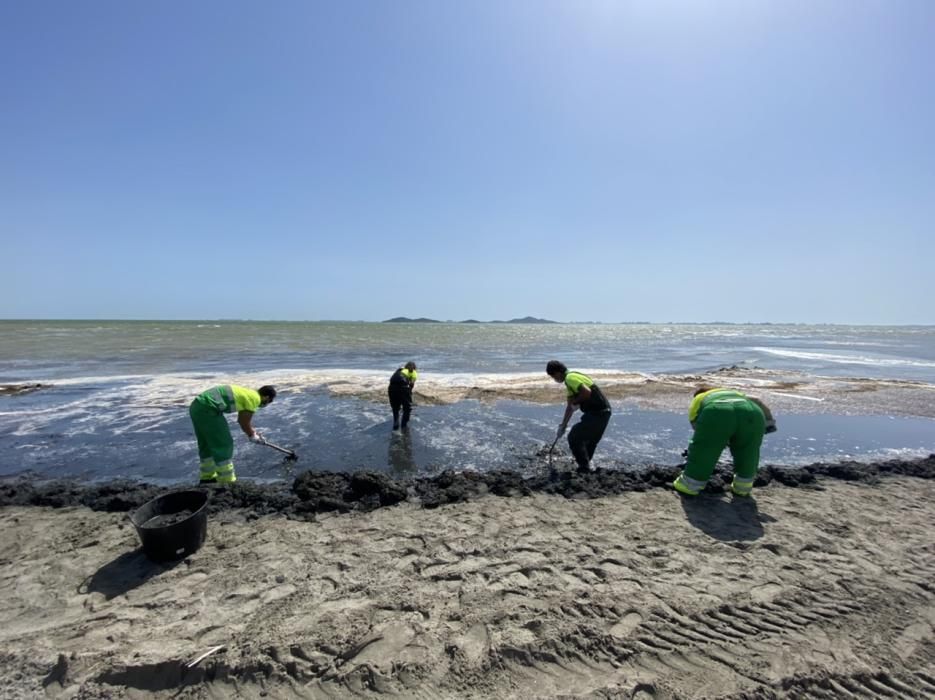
259, 439, 298, 462
546, 434, 561, 468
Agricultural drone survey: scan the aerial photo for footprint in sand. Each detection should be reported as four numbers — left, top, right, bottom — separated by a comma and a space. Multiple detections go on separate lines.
261, 583, 297, 605
456, 622, 491, 664
610, 610, 643, 638
750, 582, 784, 603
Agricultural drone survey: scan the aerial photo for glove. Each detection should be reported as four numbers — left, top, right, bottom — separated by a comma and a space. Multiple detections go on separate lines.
681, 448, 689, 458
765, 420, 777, 434
250, 432, 266, 444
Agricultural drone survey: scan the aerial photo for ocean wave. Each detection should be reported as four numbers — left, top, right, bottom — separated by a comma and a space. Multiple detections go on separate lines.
750, 347, 935, 369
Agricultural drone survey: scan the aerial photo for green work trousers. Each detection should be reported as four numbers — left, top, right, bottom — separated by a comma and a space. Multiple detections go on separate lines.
683, 399, 765, 487
189, 399, 236, 483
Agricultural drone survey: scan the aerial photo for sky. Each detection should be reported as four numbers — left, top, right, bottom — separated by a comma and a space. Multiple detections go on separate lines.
1, 1, 933, 324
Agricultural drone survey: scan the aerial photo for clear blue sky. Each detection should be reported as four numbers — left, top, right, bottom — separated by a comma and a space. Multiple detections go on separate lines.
2, 1, 933, 323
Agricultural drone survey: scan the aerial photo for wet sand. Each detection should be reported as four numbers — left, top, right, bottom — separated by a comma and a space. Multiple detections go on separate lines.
328, 366, 935, 419
1, 457, 934, 698
8, 366, 935, 418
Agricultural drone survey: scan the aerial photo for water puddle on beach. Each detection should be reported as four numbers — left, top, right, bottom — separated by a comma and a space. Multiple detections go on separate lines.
0, 390, 932, 484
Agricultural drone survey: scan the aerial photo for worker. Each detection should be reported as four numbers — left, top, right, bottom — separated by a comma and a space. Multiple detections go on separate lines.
673, 386, 777, 497
189, 384, 276, 484
546, 360, 612, 472
388, 361, 418, 430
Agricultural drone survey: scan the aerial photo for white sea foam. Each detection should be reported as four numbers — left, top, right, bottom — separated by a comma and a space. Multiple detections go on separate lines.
820, 340, 895, 347
750, 347, 935, 369
10, 369, 653, 408
765, 392, 824, 402
4, 365, 935, 442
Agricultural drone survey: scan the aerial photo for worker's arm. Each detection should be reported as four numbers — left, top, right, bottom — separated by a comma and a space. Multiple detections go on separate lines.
748, 397, 773, 421
571, 385, 591, 405
559, 398, 576, 431
749, 397, 777, 433
237, 410, 259, 438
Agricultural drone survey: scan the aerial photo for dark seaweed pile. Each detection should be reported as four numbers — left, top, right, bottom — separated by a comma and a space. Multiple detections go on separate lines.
0, 455, 932, 521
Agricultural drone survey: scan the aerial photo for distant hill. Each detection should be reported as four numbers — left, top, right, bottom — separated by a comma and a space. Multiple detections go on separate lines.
489, 316, 557, 324
505, 316, 556, 324
382, 317, 442, 323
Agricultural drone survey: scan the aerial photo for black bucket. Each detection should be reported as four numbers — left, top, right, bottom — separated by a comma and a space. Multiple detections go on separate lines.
130, 490, 209, 562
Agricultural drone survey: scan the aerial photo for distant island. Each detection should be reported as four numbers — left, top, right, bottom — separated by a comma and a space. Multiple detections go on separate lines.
383, 316, 557, 324
491, 316, 558, 324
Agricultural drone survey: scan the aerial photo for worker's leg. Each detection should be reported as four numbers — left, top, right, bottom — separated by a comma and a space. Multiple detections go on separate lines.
389, 390, 402, 429
585, 411, 611, 461
198, 407, 235, 484
400, 389, 413, 429
567, 420, 589, 470
674, 405, 736, 495
190, 401, 221, 482
568, 413, 607, 471
728, 401, 766, 496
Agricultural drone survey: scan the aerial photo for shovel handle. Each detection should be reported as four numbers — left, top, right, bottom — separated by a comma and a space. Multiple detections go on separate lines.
262, 441, 296, 457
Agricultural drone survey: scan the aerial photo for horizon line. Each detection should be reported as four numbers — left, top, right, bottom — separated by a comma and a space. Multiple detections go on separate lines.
1, 318, 934, 327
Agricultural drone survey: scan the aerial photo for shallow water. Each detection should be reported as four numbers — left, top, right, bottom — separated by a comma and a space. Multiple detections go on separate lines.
2, 321, 933, 482
2, 393, 932, 483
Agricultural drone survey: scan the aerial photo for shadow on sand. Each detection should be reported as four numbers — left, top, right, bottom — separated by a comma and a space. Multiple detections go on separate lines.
79, 549, 183, 600
679, 493, 777, 542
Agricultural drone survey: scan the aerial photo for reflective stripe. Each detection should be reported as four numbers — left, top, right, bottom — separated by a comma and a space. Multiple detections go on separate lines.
677, 473, 707, 491
199, 458, 217, 478
215, 461, 236, 484
673, 473, 705, 495
709, 398, 748, 404
216, 463, 236, 484
202, 385, 236, 412
731, 476, 754, 495
219, 385, 235, 412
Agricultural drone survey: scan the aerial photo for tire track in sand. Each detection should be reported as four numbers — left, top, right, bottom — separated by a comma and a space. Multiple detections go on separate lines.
489, 578, 935, 698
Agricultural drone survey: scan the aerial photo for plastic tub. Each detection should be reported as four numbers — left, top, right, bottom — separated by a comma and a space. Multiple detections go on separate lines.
130, 490, 209, 562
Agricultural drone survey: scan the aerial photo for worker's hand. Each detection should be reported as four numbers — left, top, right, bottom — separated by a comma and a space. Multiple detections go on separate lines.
250, 432, 266, 444
681, 448, 689, 458
765, 420, 777, 434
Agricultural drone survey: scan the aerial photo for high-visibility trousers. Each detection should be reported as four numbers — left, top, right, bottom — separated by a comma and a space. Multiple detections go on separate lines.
677, 398, 765, 495
189, 399, 237, 483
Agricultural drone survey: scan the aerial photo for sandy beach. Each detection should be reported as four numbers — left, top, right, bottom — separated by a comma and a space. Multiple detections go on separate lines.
1, 460, 934, 699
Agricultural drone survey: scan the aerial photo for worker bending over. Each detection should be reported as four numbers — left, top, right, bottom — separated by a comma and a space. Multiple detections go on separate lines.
673, 386, 776, 497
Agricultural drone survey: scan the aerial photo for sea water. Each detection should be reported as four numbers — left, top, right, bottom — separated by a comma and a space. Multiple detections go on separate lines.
1, 321, 933, 482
